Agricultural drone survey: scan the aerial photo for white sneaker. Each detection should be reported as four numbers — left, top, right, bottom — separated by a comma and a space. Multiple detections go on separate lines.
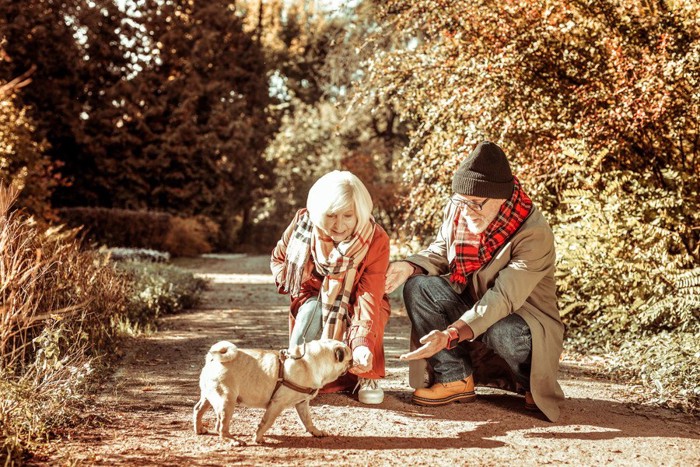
355, 378, 384, 404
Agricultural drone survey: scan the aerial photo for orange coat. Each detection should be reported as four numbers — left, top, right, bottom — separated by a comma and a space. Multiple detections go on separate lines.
270, 209, 391, 380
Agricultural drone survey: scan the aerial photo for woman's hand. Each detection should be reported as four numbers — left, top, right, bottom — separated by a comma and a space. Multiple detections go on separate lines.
385, 261, 415, 294
399, 330, 449, 361
349, 346, 374, 374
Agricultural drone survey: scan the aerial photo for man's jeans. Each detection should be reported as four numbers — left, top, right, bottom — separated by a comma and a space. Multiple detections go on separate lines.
403, 275, 532, 389
289, 298, 323, 346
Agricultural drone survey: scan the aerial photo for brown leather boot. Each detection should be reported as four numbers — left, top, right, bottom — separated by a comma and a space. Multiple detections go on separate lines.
524, 391, 539, 411
412, 375, 476, 406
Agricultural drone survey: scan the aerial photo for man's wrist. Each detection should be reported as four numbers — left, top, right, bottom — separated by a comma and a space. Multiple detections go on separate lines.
445, 327, 460, 350
449, 319, 474, 341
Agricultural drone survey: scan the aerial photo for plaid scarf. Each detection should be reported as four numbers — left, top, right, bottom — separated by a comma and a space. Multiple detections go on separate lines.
448, 177, 532, 288
282, 209, 375, 341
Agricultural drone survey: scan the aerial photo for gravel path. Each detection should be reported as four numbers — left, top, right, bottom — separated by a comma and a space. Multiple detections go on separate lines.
36, 255, 700, 466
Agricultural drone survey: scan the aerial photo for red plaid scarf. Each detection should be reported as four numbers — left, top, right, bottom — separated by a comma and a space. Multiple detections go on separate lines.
449, 177, 532, 286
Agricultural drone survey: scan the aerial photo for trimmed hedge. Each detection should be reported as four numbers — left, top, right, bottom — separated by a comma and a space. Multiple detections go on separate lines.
58, 207, 218, 257
59, 207, 171, 250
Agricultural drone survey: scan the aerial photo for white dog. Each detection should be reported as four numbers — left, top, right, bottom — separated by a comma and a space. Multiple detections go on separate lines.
193, 339, 353, 445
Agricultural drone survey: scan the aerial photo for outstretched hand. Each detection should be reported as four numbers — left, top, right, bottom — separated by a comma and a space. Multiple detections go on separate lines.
399, 330, 449, 361
385, 261, 414, 294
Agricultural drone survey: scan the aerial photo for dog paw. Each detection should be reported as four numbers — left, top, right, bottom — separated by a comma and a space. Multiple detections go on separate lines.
310, 429, 329, 437
194, 421, 208, 435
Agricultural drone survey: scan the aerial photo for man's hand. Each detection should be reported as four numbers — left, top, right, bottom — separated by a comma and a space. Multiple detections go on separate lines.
349, 346, 373, 374
399, 330, 449, 361
385, 261, 415, 294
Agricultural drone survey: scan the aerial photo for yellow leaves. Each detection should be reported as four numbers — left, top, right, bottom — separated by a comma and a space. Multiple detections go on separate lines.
561, 188, 589, 200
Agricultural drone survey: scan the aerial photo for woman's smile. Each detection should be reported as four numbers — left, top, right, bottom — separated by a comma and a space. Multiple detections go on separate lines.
324, 205, 358, 243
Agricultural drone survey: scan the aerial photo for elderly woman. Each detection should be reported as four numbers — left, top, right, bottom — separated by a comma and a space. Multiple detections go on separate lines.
270, 170, 390, 404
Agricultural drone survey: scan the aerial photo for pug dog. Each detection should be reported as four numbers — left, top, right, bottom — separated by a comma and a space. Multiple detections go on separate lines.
193, 338, 352, 445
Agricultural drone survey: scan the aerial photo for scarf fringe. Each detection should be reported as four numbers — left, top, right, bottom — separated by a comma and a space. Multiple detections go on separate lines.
283, 261, 304, 296
284, 209, 375, 342
450, 271, 467, 285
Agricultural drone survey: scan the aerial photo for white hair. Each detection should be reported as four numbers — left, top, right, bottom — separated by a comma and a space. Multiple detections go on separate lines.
306, 171, 373, 231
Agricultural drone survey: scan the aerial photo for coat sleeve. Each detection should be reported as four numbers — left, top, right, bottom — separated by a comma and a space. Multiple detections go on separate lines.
459, 223, 556, 338
347, 227, 391, 351
270, 209, 304, 294
405, 203, 454, 275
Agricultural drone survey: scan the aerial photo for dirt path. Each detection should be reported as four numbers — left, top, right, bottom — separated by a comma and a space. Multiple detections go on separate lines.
36, 255, 699, 466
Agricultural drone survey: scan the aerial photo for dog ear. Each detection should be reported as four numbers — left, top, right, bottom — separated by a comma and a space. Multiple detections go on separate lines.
335, 346, 346, 362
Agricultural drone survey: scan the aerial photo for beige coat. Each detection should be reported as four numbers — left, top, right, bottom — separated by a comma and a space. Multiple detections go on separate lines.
407, 203, 565, 422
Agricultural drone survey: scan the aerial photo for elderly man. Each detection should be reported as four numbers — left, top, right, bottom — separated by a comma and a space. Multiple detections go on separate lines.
386, 141, 564, 422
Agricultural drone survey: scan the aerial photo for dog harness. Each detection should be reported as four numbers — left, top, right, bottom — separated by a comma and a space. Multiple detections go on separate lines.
269, 350, 319, 403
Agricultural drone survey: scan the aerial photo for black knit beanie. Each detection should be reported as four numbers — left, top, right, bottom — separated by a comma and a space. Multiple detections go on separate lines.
452, 141, 514, 199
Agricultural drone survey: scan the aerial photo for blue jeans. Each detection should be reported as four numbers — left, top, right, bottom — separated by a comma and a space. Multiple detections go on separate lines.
403, 275, 532, 389
289, 298, 323, 346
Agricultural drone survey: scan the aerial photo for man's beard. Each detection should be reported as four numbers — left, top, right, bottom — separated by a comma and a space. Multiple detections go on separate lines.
465, 211, 498, 235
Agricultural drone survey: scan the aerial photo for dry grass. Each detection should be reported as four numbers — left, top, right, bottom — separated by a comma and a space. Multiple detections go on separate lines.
0, 185, 208, 464
0, 185, 131, 463
1, 188, 129, 373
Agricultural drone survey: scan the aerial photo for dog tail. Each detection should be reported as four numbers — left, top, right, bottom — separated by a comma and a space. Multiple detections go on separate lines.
207, 341, 238, 363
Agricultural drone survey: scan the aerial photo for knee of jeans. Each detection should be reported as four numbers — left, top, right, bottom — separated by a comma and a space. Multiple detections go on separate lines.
296, 300, 318, 320
403, 275, 430, 305
484, 321, 530, 362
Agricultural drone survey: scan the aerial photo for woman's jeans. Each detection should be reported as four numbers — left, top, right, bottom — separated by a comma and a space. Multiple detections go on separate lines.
289, 298, 323, 346
403, 275, 532, 389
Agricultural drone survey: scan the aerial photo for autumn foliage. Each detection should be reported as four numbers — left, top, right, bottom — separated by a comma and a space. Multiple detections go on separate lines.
360, 0, 699, 411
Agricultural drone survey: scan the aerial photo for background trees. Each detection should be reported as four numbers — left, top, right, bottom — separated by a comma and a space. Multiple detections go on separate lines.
242, 1, 407, 246
0, 0, 277, 248
0, 0, 129, 210
86, 0, 275, 248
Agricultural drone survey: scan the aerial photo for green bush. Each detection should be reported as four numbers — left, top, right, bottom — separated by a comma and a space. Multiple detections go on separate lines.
543, 146, 699, 413
549, 147, 699, 337
58, 207, 172, 250
116, 261, 207, 331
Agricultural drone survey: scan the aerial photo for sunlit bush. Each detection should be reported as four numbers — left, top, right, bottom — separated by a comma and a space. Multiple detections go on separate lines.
162, 216, 218, 257
116, 261, 207, 332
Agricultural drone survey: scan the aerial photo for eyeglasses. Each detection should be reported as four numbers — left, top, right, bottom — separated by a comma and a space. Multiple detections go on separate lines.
449, 195, 489, 212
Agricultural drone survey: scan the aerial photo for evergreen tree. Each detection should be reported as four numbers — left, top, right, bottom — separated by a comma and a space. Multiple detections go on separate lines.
0, 0, 130, 207
96, 0, 275, 247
